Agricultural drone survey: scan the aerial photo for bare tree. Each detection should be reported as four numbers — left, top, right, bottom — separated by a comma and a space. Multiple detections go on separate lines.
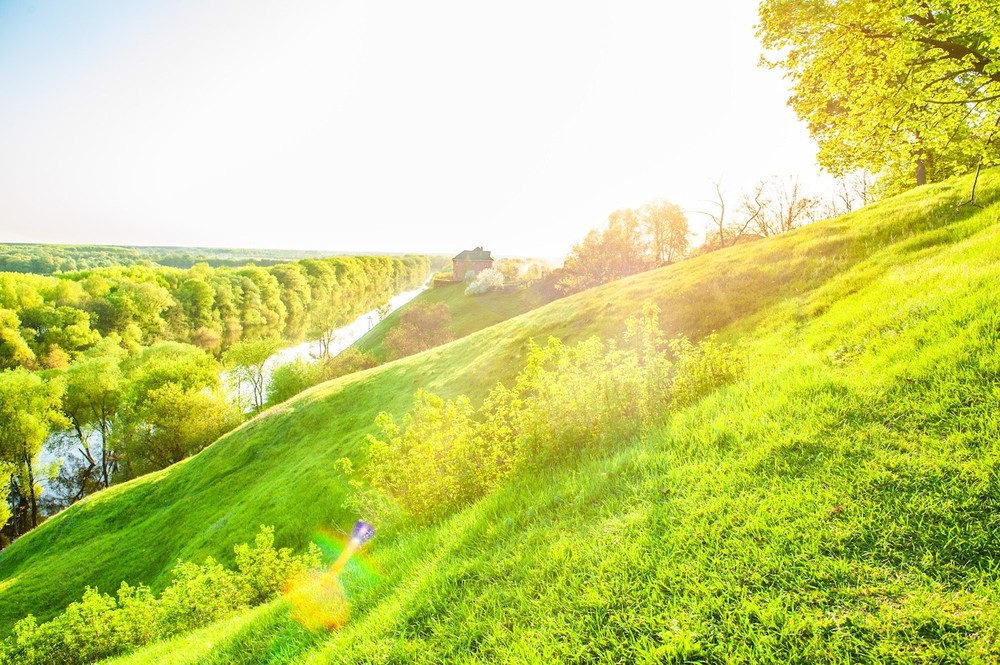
736, 179, 772, 240
696, 179, 728, 249
766, 176, 819, 235
849, 170, 879, 207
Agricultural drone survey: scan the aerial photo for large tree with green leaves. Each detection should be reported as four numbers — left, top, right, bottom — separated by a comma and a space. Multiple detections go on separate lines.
0, 369, 67, 533
223, 338, 283, 413
757, 0, 1000, 194
117, 342, 237, 479
61, 339, 127, 491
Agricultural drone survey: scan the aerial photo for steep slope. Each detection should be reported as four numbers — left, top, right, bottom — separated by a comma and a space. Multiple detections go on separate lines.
2, 172, 998, 659
352, 277, 557, 361
110, 172, 1000, 663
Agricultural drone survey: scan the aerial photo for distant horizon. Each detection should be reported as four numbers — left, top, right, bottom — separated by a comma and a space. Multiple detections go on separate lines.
0, 0, 825, 258
0, 239, 564, 264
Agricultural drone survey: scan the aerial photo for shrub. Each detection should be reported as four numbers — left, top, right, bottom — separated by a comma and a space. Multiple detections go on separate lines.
234, 525, 321, 604
321, 348, 379, 380
464, 268, 505, 295
266, 359, 320, 406
384, 303, 453, 359
365, 391, 481, 524
668, 334, 747, 407
357, 302, 747, 525
0, 526, 321, 665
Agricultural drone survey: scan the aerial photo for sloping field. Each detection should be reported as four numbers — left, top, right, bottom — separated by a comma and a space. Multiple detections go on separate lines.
353, 277, 557, 361
3, 172, 999, 663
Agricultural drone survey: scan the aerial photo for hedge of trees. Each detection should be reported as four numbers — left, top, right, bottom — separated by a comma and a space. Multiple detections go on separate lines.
0, 255, 428, 369
0, 243, 402, 275
0, 255, 430, 545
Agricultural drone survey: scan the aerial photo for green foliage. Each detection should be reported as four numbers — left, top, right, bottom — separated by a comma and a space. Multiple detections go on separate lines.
6, 171, 1000, 662
0, 369, 67, 534
558, 202, 690, 294
265, 349, 381, 408
223, 338, 283, 413
0, 255, 429, 371
366, 392, 481, 523
0, 526, 319, 665
61, 339, 127, 489
234, 526, 322, 605
118, 343, 237, 479
383, 302, 453, 359
321, 348, 378, 380
362, 304, 746, 524
667, 334, 748, 408
757, 0, 1000, 190
265, 360, 321, 407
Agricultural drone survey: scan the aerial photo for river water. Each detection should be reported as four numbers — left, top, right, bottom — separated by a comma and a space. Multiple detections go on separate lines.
268, 275, 430, 368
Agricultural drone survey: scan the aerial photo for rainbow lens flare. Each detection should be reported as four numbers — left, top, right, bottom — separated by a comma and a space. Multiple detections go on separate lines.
284, 521, 376, 631
285, 568, 350, 630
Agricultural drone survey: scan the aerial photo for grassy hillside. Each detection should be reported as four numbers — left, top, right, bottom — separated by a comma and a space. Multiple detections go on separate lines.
353, 278, 557, 360
3, 171, 1000, 662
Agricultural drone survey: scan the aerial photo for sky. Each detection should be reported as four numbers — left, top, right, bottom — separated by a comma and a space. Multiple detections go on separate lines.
0, 0, 827, 259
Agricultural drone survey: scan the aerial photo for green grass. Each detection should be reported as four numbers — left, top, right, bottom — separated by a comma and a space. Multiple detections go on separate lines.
353, 278, 557, 360
3, 170, 1000, 662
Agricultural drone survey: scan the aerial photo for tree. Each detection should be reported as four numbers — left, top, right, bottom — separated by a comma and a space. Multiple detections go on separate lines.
118, 343, 236, 479
384, 303, 453, 359
376, 302, 392, 321
121, 382, 237, 476
558, 210, 648, 294
640, 200, 690, 264
0, 369, 67, 533
755, 176, 819, 236
465, 268, 505, 295
61, 339, 127, 491
0, 308, 36, 369
698, 177, 820, 249
223, 338, 283, 413
495, 258, 523, 282
265, 360, 320, 407
758, 0, 1000, 195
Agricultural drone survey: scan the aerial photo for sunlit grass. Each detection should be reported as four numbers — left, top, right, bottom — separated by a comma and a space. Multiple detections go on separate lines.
3, 170, 1000, 662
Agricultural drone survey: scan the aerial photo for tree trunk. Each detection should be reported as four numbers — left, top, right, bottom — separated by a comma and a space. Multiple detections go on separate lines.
100, 420, 110, 488
24, 452, 38, 529
915, 157, 927, 186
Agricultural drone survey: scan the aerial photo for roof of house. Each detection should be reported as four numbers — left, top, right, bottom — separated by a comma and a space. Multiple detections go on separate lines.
452, 246, 493, 261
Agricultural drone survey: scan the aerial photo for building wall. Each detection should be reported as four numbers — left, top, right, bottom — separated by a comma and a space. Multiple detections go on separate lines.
453, 259, 493, 280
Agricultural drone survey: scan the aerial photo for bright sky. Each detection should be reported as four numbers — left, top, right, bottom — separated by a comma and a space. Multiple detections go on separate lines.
0, 0, 826, 258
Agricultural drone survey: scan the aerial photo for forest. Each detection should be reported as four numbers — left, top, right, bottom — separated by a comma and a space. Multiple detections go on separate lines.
0, 253, 430, 545
0, 243, 421, 275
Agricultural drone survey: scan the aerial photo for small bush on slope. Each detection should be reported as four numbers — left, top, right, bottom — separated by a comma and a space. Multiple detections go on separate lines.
359, 304, 746, 524
0, 526, 319, 665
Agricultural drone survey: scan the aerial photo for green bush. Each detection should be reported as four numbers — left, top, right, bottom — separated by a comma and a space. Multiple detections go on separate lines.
266, 359, 321, 406
359, 303, 748, 525
0, 526, 320, 665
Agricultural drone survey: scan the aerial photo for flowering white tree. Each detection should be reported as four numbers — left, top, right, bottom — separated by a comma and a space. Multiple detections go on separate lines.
465, 268, 505, 295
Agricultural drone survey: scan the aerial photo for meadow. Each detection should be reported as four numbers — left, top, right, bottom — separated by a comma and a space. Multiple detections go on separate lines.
1, 170, 999, 662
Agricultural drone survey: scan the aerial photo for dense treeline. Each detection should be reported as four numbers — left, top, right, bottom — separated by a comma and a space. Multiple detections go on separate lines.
557, 200, 690, 295
0, 254, 429, 545
0, 255, 429, 368
0, 243, 440, 276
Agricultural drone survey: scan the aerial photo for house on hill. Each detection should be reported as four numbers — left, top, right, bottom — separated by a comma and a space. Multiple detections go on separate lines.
452, 246, 493, 281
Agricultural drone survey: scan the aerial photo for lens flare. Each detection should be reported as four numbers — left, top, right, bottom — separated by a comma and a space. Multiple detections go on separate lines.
284, 521, 377, 631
